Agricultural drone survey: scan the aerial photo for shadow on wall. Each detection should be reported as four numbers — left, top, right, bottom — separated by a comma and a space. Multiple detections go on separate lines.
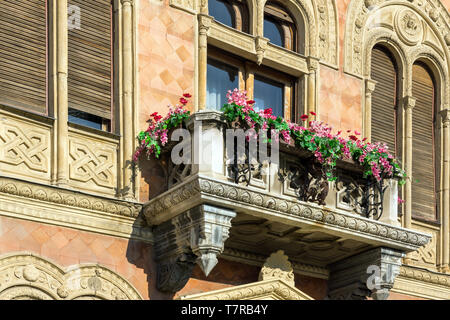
126, 213, 175, 300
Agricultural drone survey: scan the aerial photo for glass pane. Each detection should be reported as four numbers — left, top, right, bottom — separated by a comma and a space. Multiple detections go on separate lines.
69, 108, 106, 131
253, 75, 284, 118
264, 17, 284, 48
207, 59, 239, 110
208, 0, 235, 28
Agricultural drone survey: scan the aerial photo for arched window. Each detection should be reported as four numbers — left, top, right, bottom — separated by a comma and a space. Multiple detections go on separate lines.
370, 45, 399, 155
264, 2, 304, 54
411, 62, 438, 221
208, 0, 249, 33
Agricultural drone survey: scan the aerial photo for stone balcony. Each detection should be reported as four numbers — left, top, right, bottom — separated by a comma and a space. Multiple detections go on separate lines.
142, 110, 431, 299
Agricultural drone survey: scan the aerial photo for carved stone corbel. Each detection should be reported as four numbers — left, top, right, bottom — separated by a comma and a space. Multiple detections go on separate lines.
327, 247, 404, 300
255, 36, 268, 65
153, 204, 236, 293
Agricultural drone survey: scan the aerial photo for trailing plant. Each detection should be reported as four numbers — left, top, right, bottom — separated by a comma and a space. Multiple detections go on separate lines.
134, 89, 406, 186
133, 94, 191, 161
221, 89, 406, 185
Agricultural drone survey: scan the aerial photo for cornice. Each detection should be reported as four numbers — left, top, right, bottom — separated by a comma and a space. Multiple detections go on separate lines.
0, 176, 141, 218
0, 176, 151, 242
143, 175, 431, 252
399, 265, 450, 287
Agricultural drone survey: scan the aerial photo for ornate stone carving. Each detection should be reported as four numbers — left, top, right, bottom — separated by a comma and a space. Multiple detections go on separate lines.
395, 9, 423, 46
143, 176, 431, 251
328, 247, 404, 300
180, 278, 313, 300
0, 176, 141, 218
344, 0, 450, 77
259, 250, 295, 286
0, 114, 50, 181
255, 36, 268, 65
153, 204, 236, 293
0, 253, 142, 300
68, 132, 117, 194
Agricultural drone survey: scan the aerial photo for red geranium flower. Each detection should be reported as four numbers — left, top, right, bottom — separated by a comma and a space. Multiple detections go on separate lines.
183, 93, 192, 98
310, 111, 316, 116
349, 135, 358, 141
264, 108, 273, 115
300, 114, 309, 121
247, 100, 255, 105
180, 97, 188, 105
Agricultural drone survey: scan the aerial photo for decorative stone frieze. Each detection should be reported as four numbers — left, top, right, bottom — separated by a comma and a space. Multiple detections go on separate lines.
153, 204, 236, 293
328, 247, 404, 300
0, 253, 142, 300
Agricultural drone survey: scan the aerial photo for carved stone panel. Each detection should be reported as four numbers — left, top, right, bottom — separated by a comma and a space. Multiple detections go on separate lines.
68, 130, 118, 196
0, 253, 142, 300
0, 112, 51, 183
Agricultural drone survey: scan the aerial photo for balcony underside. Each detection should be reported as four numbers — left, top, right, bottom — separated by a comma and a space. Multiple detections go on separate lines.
144, 174, 430, 268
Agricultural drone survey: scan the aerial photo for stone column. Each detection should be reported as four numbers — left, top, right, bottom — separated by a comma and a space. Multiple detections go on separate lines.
363, 79, 377, 141
439, 109, 450, 273
403, 96, 416, 231
197, 14, 212, 111
56, 0, 69, 186
307, 57, 319, 122
256, 0, 265, 38
121, 0, 135, 200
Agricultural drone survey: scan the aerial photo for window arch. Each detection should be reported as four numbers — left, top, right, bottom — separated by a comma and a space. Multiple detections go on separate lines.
208, 0, 249, 33
370, 45, 400, 155
411, 61, 439, 222
263, 2, 304, 54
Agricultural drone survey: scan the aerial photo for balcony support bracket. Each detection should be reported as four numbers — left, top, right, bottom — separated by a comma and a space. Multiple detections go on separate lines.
327, 247, 404, 300
153, 204, 236, 293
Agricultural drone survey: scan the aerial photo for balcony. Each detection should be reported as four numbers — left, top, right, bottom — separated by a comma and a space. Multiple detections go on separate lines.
141, 110, 431, 299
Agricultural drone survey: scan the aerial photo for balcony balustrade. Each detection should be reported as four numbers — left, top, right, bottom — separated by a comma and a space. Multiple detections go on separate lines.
142, 110, 431, 298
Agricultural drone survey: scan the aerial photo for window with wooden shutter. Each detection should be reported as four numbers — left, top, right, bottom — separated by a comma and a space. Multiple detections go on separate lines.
412, 62, 437, 221
0, 0, 48, 114
68, 0, 113, 131
370, 45, 398, 155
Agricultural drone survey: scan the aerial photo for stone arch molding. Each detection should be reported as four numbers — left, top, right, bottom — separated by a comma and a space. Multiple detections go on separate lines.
172, 0, 339, 66
345, 0, 450, 101
0, 253, 142, 300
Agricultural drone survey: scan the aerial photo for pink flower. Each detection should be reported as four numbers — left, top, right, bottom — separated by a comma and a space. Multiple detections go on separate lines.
398, 197, 405, 204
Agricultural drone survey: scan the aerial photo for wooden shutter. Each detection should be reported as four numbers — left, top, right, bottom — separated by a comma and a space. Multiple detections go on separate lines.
412, 63, 437, 221
0, 0, 47, 114
68, 0, 112, 120
370, 46, 397, 154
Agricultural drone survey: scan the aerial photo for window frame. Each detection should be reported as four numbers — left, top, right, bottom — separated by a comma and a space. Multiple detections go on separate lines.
264, 2, 297, 52
207, 47, 298, 121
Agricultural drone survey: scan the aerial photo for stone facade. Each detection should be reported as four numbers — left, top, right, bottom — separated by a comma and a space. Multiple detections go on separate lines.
0, 0, 449, 300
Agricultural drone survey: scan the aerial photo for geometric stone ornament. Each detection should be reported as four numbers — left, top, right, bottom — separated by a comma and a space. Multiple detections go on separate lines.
153, 204, 236, 293
327, 247, 404, 300
0, 252, 142, 300
258, 250, 295, 287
